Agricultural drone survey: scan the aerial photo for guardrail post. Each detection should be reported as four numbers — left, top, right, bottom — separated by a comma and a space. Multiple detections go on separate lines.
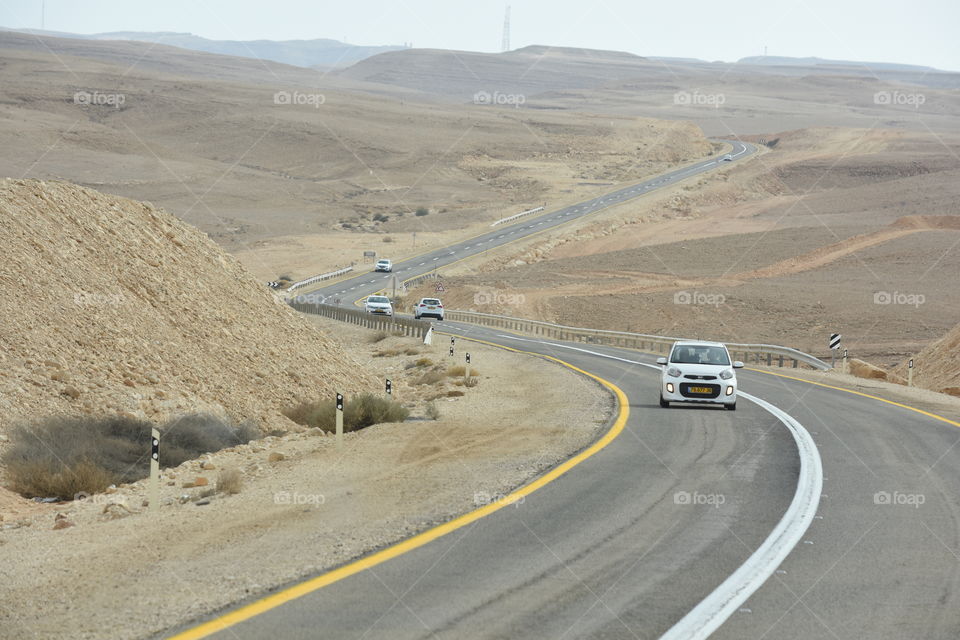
793, 359, 798, 368
778, 355, 784, 367
767, 353, 772, 366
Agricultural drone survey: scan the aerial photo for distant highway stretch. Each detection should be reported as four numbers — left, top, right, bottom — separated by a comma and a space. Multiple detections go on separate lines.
297, 141, 755, 307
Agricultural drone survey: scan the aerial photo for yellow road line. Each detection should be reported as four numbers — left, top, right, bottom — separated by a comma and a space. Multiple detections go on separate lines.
168, 339, 629, 640
747, 368, 960, 428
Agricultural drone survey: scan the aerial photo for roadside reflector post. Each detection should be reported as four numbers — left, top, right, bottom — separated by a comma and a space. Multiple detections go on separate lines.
466, 353, 471, 365
829, 333, 841, 368
385, 379, 392, 396
149, 428, 160, 512
843, 348, 848, 374
908, 359, 914, 387
336, 393, 344, 448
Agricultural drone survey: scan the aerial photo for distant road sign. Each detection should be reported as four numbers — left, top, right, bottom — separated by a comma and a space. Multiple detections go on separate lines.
436, 282, 446, 292
829, 334, 841, 350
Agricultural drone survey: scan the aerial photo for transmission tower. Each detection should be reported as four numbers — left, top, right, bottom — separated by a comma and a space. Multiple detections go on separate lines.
501, 6, 511, 52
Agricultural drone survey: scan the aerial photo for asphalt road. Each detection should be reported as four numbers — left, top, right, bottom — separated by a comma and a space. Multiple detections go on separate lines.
171, 322, 960, 639
296, 141, 754, 307
171, 142, 960, 638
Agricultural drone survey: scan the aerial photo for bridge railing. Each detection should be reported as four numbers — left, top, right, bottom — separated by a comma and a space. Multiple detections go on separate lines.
443, 310, 830, 370
289, 300, 431, 339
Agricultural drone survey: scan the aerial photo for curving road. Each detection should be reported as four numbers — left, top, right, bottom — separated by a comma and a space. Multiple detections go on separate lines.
169, 141, 960, 639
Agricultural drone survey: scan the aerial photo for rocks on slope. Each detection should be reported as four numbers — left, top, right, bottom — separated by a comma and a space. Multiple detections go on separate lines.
0, 179, 373, 437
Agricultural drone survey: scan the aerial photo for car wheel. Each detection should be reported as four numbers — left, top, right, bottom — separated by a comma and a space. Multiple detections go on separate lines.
725, 402, 737, 411
659, 394, 669, 408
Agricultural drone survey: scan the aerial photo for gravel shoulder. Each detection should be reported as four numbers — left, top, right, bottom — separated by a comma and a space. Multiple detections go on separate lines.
0, 317, 613, 640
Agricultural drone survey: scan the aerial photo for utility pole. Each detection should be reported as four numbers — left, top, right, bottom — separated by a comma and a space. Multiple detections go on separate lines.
501, 6, 511, 52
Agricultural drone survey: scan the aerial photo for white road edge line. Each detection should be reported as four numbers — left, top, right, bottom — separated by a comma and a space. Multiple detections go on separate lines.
493, 333, 822, 640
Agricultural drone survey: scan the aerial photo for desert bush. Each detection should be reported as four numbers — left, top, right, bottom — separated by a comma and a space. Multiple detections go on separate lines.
368, 330, 390, 343
2, 414, 259, 499
285, 394, 409, 432
382, 235, 394, 243
446, 390, 465, 397
415, 358, 434, 367
415, 207, 429, 217
463, 376, 480, 388
426, 402, 441, 420
216, 468, 243, 495
373, 213, 389, 222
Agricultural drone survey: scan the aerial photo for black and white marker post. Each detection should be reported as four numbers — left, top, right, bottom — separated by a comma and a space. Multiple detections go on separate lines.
908, 358, 914, 387
385, 379, 392, 396
149, 428, 160, 512
843, 348, 848, 373
450, 336, 455, 358
829, 333, 842, 368
336, 393, 344, 448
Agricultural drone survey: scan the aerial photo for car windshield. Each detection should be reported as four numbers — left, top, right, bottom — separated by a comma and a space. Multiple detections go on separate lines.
670, 345, 730, 365
422, 299, 440, 305
367, 296, 389, 304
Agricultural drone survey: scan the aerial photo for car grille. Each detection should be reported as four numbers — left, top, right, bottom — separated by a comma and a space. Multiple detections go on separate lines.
683, 374, 717, 380
679, 383, 721, 399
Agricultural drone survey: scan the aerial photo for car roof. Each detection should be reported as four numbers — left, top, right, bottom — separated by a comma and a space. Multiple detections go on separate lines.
671, 340, 727, 348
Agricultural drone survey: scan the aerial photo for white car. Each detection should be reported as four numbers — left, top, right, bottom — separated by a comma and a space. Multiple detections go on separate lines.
364, 295, 393, 316
722, 154, 733, 162
414, 297, 444, 320
657, 341, 743, 410
375, 259, 393, 273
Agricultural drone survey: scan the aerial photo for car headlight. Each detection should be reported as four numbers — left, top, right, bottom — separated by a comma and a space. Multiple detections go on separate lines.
666, 382, 675, 393
666, 367, 682, 378
719, 369, 734, 380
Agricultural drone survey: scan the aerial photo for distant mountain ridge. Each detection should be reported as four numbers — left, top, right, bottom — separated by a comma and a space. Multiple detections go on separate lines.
0, 27, 406, 68
738, 55, 941, 72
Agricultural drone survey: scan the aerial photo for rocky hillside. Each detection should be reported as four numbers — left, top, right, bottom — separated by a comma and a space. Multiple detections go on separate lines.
896, 323, 960, 395
0, 179, 372, 436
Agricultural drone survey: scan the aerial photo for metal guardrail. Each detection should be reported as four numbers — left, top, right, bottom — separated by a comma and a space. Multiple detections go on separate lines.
287, 266, 354, 293
290, 300, 431, 339
491, 206, 544, 227
443, 310, 831, 370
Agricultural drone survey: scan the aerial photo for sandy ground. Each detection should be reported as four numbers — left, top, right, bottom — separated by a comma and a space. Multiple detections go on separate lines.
0, 318, 613, 640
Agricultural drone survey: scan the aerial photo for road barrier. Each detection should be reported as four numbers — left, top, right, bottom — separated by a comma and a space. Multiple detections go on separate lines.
289, 300, 431, 339
286, 266, 354, 293
491, 206, 544, 227
443, 310, 831, 370
403, 271, 442, 290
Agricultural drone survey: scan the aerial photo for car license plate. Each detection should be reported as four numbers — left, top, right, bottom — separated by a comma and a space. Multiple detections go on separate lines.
689, 386, 711, 394
427, 306, 436, 309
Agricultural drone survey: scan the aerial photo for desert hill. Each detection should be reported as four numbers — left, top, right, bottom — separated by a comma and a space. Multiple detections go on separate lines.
0, 30, 710, 251
895, 324, 960, 395
0, 179, 371, 437
2, 27, 405, 68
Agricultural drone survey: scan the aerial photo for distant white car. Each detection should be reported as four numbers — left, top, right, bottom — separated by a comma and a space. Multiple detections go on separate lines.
375, 259, 393, 272
414, 297, 444, 320
657, 341, 743, 410
364, 295, 393, 316
722, 154, 733, 162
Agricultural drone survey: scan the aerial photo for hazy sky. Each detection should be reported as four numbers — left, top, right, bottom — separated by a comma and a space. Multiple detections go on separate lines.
2, 0, 958, 70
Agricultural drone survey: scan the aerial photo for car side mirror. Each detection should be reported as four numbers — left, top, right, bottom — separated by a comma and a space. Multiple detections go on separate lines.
733, 361, 744, 369
656, 357, 667, 365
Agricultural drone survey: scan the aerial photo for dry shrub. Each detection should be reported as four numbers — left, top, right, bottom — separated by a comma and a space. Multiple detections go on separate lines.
426, 402, 441, 420
446, 390, 465, 397
283, 394, 410, 433
368, 331, 390, 343
216, 468, 243, 495
2, 414, 259, 499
